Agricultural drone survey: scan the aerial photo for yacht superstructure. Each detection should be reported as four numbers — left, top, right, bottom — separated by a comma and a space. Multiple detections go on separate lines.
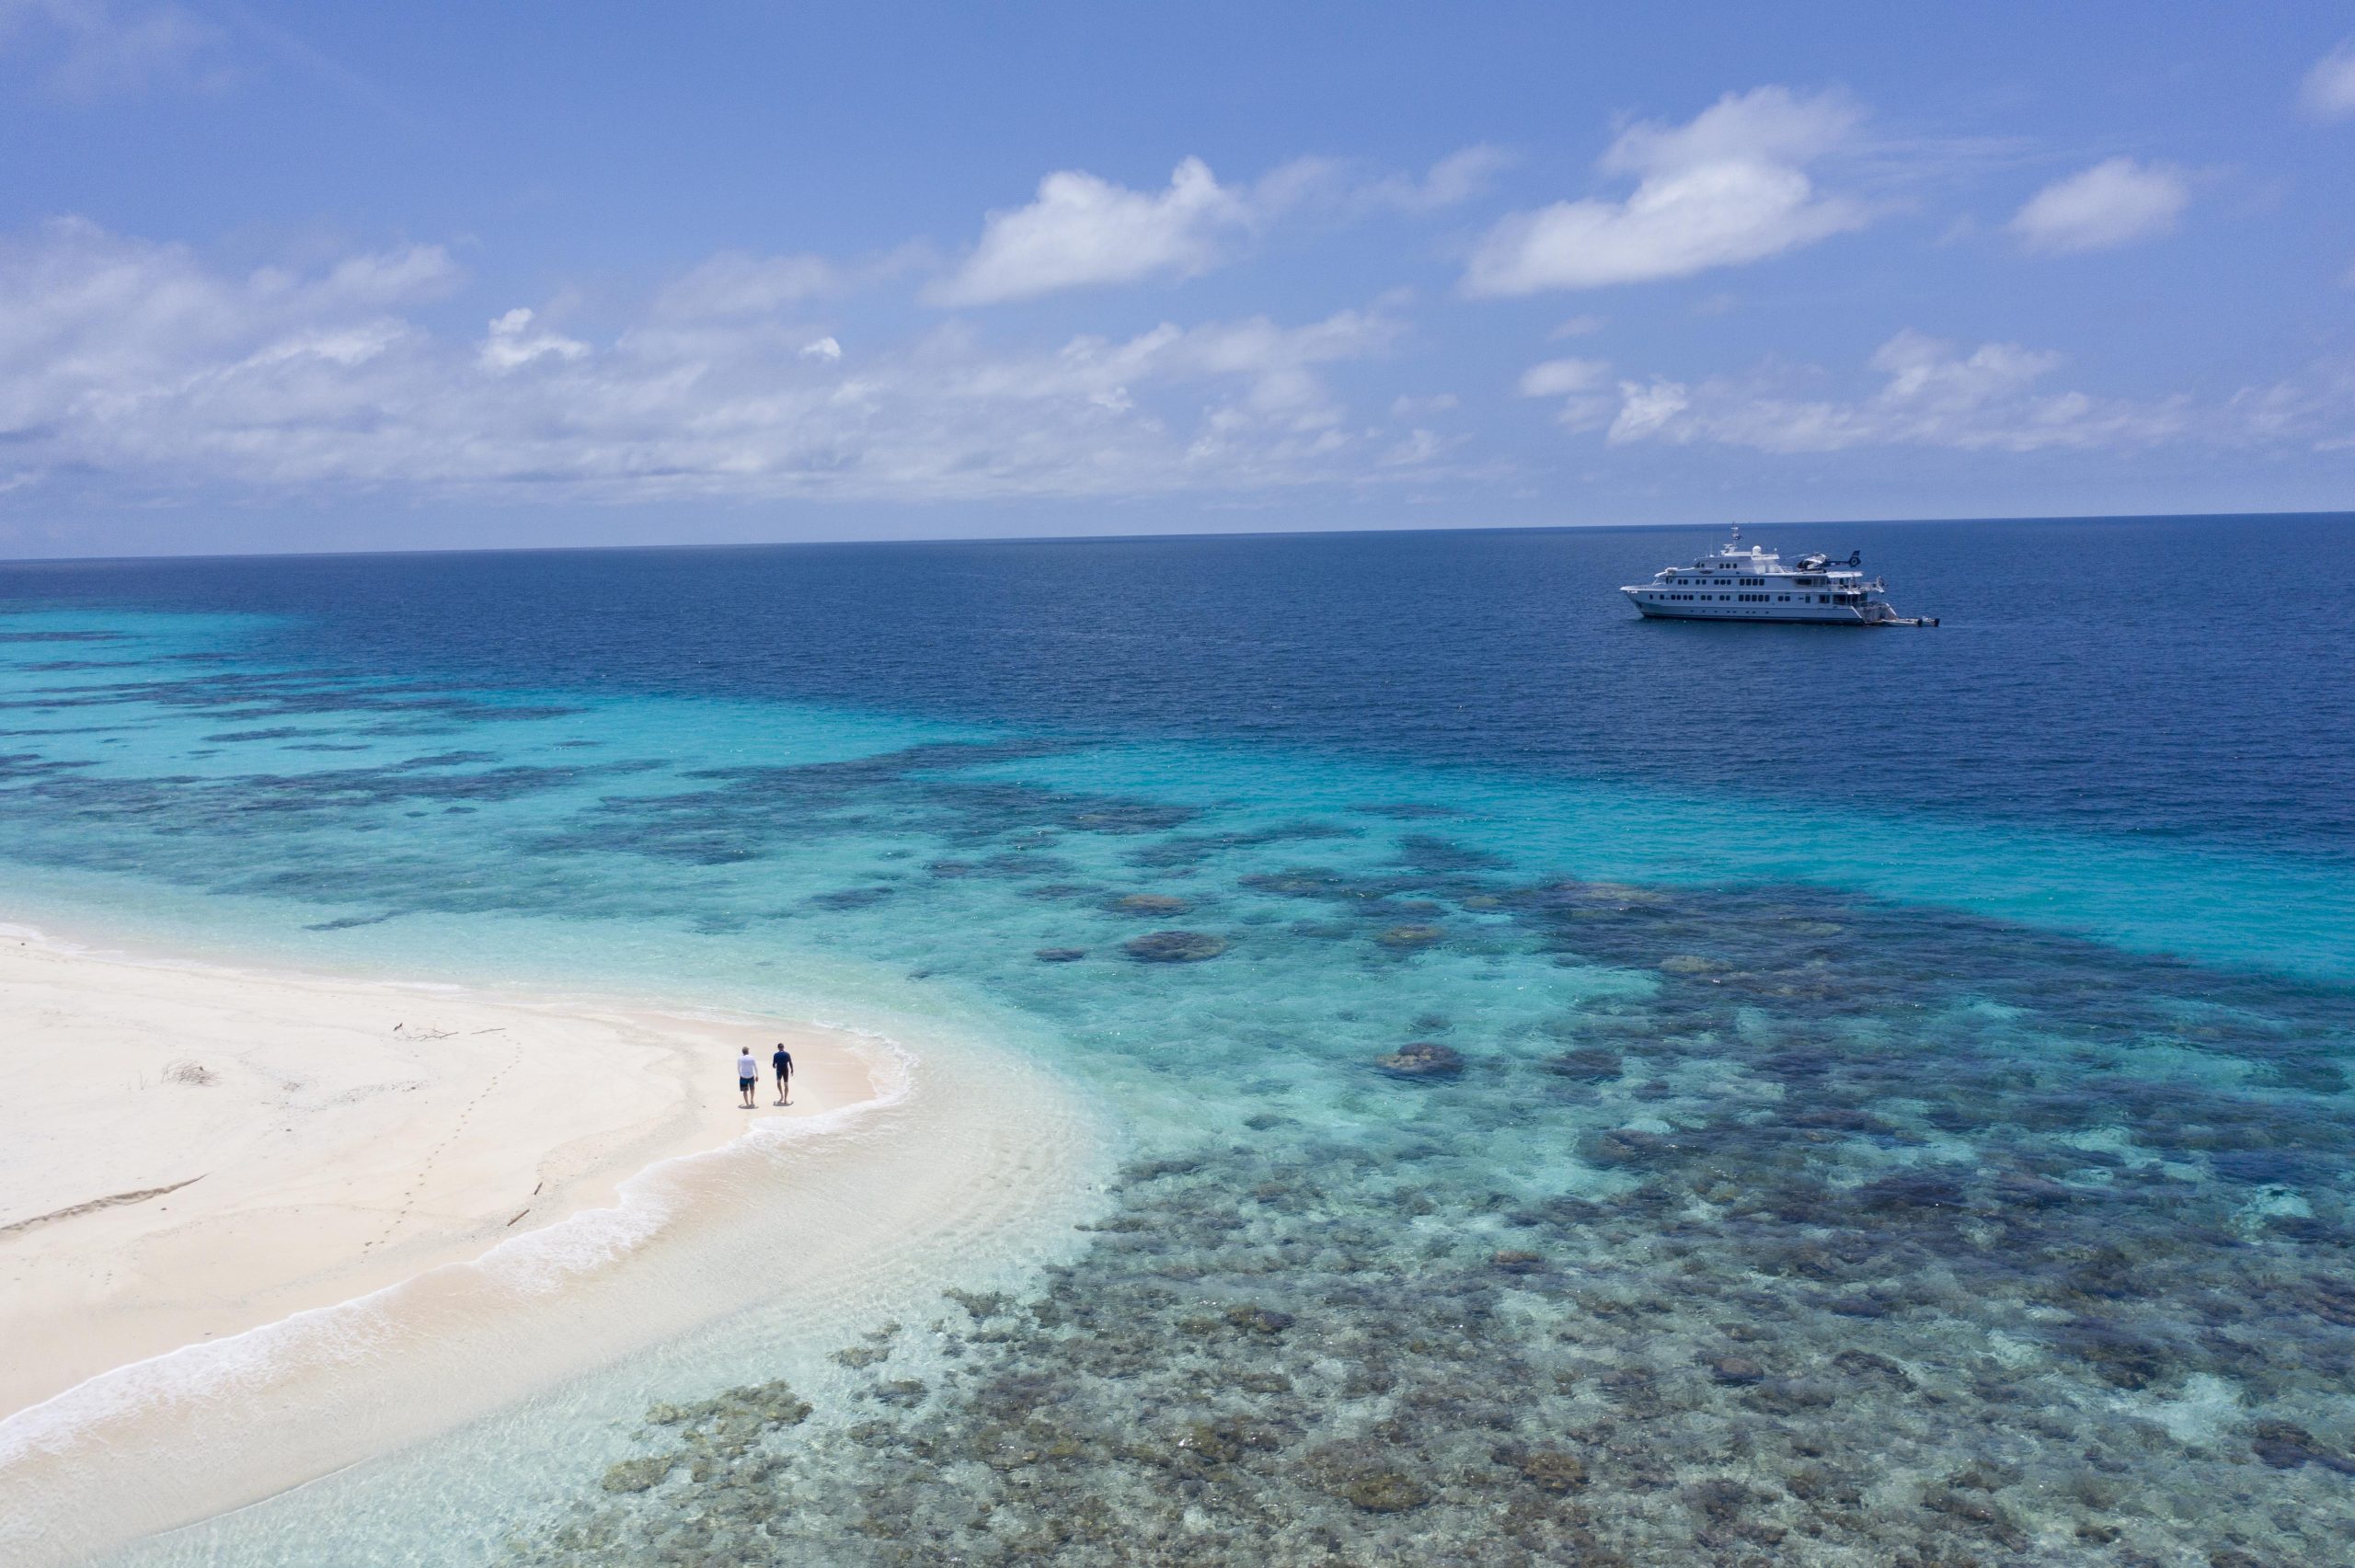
1621, 527, 1936, 625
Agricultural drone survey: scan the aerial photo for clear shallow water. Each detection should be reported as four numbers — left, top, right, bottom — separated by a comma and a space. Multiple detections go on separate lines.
4, 515, 2354, 1564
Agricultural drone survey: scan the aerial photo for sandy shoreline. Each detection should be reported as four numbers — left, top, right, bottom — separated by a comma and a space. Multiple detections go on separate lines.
0, 924, 873, 1418
0, 922, 1105, 1565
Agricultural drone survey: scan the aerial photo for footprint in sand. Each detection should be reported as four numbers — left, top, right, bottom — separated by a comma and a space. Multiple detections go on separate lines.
362, 1037, 524, 1253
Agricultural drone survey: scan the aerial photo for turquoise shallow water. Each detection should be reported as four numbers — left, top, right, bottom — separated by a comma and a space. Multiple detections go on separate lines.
3, 518, 2353, 1564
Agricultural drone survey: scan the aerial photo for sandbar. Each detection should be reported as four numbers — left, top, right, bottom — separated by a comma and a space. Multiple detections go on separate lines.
0, 925, 867, 1418
0, 921, 1103, 1566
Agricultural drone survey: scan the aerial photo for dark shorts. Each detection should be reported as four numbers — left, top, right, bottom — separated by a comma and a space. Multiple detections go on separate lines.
739, 1074, 757, 1088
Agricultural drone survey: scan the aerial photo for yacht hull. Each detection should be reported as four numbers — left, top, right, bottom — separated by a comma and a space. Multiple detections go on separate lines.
1628, 598, 1875, 624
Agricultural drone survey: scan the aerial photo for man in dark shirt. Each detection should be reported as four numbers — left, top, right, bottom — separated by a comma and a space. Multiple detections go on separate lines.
771, 1043, 794, 1106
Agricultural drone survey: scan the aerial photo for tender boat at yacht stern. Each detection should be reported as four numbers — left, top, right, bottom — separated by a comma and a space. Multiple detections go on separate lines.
1622, 526, 1937, 625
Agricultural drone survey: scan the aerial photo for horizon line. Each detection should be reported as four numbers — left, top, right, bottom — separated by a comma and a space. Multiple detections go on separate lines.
2, 507, 2349, 570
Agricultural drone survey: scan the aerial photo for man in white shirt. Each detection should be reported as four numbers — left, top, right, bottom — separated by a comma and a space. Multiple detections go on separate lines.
736, 1047, 759, 1107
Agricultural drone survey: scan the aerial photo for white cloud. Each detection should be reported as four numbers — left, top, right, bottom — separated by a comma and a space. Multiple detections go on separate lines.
0, 220, 1432, 507
1517, 356, 1614, 429
1390, 393, 1458, 418
1365, 145, 1516, 212
926, 157, 1251, 305
1517, 357, 1610, 397
2223, 354, 2355, 449
1463, 87, 1868, 295
0, 0, 227, 98
1379, 428, 1452, 466
2009, 158, 2189, 254
654, 251, 838, 318
2301, 40, 2355, 121
1609, 380, 1691, 444
1602, 329, 2191, 452
0, 217, 456, 436
1089, 306, 1404, 433
477, 308, 588, 372
799, 336, 843, 361
924, 146, 1510, 308
1549, 315, 1606, 339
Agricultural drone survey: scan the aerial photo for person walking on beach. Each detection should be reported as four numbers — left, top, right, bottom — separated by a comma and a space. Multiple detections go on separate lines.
772, 1042, 794, 1106
737, 1047, 759, 1107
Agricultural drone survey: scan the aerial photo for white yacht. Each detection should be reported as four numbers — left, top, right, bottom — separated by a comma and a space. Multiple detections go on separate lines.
1621, 526, 1936, 625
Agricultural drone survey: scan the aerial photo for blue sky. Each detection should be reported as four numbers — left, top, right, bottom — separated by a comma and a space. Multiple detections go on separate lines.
4, 1, 2352, 555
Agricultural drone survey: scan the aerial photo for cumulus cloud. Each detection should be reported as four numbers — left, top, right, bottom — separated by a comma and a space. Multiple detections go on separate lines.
925, 146, 1510, 307
0, 217, 454, 435
0, 220, 1433, 507
0, 0, 228, 98
2302, 40, 2355, 121
1462, 87, 1868, 294
2008, 158, 2189, 254
925, 157, 1252, 305
1601, 329, 2191, 452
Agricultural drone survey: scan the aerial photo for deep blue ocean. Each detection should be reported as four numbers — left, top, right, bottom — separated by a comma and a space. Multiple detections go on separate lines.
5, 513, 2353, 1564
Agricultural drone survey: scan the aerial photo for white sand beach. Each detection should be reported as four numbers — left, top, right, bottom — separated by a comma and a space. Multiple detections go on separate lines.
0, 926, 863, 1418
0, 923, 1105, 1564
